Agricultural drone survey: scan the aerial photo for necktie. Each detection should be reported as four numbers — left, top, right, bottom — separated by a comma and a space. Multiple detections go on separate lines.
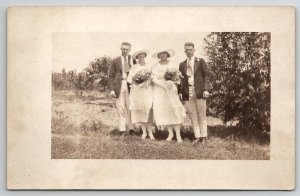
186, 58, 192, 77
124, 57, 130, 73
187, 58, 194, 96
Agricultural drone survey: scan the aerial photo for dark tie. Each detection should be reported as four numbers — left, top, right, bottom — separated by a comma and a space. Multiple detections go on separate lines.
124, 57, 130, 73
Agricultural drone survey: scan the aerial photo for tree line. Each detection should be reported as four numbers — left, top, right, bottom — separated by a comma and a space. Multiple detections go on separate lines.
52, 56, 111, 95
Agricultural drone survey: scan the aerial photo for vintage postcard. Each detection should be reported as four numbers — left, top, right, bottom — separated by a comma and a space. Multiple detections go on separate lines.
7, 7, 295, 189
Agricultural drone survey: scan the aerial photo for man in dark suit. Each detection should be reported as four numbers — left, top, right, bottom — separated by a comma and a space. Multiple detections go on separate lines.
178, 42, 210, 144
108, 42, 133, 136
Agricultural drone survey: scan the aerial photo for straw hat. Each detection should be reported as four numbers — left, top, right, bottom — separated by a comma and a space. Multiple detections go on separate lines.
132, 49, 150, 59
152, 49, 175, 59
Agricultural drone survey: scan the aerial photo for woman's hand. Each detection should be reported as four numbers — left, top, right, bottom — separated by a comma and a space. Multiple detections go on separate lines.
179, 93, 183, 100
152, 77, 172, 91
151, 77, 157, 84
164, 81, 174, 91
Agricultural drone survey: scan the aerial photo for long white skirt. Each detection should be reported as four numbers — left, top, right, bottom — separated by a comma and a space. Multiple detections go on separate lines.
129, 85, 153, 123
152, 82, 186, 126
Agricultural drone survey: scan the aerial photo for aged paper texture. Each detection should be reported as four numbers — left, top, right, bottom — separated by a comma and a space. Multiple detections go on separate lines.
7, 7, 295, 189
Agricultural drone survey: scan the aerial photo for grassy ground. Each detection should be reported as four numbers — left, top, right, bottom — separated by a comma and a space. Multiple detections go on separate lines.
51, 90, 270, 160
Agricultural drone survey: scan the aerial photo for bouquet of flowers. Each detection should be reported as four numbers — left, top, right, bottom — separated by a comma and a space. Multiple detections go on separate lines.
164, 67, 182, 84
132, 67, 152, 85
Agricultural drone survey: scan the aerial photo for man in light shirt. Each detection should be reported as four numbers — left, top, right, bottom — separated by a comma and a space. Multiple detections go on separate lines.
108, 42, 134, 137
178, 42, 211, 144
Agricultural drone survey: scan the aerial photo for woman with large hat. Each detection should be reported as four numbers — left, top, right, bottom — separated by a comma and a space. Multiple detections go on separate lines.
127, 49, 155, 140
151, 49, 186, 143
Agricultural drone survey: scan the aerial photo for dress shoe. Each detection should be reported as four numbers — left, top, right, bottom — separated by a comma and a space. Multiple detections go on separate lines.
166, 136, 173, 141
119, 131, 126, 138
200, 137, 209, 146
201, 137, 207, 144
141, 133, 147, 140
193, 137, 202, 144
127, 129, 136, 135
149, 134, 155, 140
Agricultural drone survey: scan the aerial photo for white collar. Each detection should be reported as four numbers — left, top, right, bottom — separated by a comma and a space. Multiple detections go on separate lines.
187, 56, 195, 61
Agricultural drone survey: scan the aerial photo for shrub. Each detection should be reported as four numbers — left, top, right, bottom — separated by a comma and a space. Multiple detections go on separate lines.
67, 70, 94, 96
204, 32, 270, 133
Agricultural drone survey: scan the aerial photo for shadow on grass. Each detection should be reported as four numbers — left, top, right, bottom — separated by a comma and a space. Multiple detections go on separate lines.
208, 125, 270, 145
109, 126, 197, 142
53, 91, 108, 102
109, 125, 270, 144
84, 102, 114, 108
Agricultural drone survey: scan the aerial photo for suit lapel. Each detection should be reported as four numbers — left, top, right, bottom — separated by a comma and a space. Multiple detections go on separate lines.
193, 58, 200, 75
128, 55, 132, 68
117, 56, 122, 73
182, 59, 188, 74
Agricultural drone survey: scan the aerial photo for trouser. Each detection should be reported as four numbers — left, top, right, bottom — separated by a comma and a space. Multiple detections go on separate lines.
115, 81, 132, 132
184, 87, 207, 138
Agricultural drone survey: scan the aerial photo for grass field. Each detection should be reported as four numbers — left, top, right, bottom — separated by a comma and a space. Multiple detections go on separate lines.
51, 90, 270, 159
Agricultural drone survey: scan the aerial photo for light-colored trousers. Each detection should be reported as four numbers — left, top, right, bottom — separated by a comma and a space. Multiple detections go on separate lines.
184, 87, 208, 138
115, 81, 133, 132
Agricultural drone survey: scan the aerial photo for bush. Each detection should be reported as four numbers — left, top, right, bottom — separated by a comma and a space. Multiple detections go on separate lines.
67, 70, 94, 96
204, 32, 270, 133
52, 68, 72, 90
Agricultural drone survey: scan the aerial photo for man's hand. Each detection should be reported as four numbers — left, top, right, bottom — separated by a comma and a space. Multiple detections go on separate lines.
109, 90, 116, 98
203, 91, 210, 98
178, 93, 183, 100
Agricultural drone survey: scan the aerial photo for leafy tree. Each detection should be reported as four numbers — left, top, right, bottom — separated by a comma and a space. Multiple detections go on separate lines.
85, 56, 112, 92
204, 32, 270, 133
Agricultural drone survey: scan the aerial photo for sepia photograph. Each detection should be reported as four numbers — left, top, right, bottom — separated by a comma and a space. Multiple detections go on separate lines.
7, 6, 294, 189
51, 32, 270, 160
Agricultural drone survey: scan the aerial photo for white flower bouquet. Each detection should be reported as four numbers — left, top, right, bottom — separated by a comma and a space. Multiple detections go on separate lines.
132, 67, 152, 85
164, 67, 182, 84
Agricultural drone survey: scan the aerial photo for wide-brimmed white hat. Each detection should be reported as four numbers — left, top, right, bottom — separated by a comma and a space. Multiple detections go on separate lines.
152, 49, 175, 59
132, 49, 150, 59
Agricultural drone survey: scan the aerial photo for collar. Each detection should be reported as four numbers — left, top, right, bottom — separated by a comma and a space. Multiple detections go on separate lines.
121, 55, 129, 60
187, 56, 195, 62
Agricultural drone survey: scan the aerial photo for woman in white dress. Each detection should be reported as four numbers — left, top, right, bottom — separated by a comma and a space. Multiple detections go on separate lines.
151, 49, 186, 143
127, 49, 155, 140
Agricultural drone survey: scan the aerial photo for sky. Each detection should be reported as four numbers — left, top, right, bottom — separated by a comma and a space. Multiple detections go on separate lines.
52, 32, 209, 72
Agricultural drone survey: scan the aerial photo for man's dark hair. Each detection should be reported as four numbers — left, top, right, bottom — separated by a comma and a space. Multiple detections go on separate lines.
184, 42, 195, 48
121, 42, 131, 48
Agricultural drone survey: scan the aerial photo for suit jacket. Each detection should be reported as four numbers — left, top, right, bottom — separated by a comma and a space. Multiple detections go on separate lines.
178, 57, 210, 101
108, 56, 132, 98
